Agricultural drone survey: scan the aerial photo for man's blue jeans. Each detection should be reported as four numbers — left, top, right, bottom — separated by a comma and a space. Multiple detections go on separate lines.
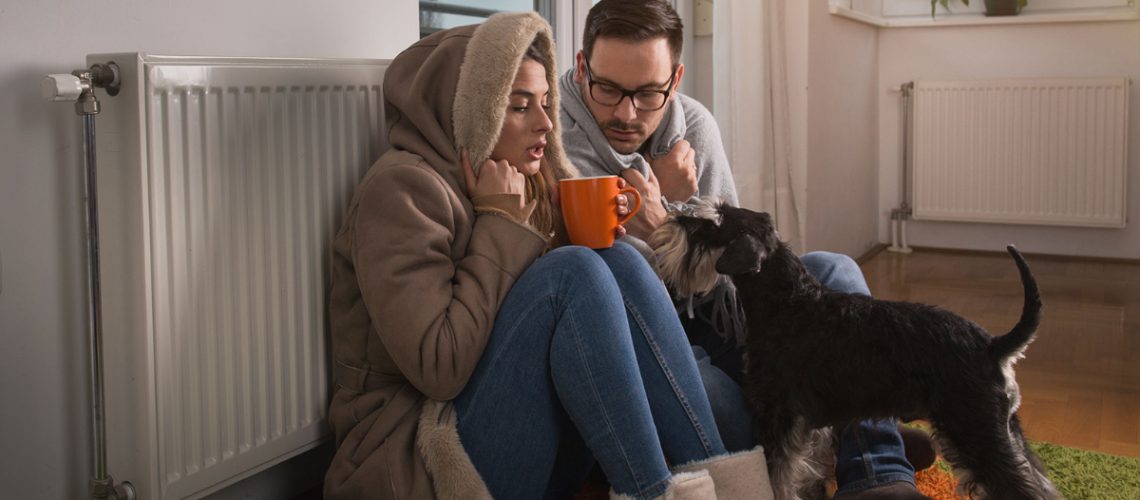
691, 251, 916, 495
454, 243, 727, 500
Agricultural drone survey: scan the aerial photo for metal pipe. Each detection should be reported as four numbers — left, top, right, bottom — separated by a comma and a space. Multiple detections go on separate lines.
891, 216, 899, 250
46, 62, 133, 500
900, 218, 911, 251
900, 81, 914, 212
888, 83, 915, 254
82, 113, 108, 482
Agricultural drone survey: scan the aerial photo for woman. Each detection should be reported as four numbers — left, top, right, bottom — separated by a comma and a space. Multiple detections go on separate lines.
323, 13, 770, 500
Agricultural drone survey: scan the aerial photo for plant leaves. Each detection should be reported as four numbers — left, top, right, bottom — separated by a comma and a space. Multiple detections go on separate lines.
932, 0, 973, 18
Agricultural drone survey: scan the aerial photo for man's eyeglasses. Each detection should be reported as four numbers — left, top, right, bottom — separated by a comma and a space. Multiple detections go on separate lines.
583, 58, 676, 112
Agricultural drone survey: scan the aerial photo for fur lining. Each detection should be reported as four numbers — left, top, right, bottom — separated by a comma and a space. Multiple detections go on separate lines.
608, 470, 714, 500
671, 445, 767, 471
672, 446, 775, 500
453, 12, 579, 181
417, 400, 493, 499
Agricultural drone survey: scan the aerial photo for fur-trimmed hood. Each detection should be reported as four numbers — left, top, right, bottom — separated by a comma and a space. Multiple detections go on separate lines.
326, 14, 580, 500
383, 11, 578, 197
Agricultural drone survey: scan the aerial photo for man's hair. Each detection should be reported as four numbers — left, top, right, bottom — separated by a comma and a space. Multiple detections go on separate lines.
582, 0, 683, 65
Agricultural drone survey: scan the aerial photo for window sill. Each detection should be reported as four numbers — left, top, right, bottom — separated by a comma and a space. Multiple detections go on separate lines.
828, 4, 1140, 28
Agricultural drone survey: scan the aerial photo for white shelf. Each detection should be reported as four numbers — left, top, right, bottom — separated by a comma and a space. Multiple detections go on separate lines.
829, 4, 1139, 27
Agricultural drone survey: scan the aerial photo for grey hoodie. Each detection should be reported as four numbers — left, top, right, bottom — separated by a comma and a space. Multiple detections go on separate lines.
558, 68, 739, 210
559, 68, 746, 345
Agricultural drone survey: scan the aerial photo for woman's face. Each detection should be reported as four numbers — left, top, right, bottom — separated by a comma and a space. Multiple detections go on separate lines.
489, 59, 553, 176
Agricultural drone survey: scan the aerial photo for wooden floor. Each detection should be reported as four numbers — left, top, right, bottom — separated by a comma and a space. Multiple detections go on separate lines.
860, 247, 1140, 458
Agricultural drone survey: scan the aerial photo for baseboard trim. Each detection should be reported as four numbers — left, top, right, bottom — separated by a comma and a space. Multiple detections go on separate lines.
854, 243, 890, 264
872, 245, 1140, 266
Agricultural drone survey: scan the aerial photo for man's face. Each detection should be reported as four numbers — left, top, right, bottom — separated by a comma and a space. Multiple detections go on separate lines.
575, 37, 683, 155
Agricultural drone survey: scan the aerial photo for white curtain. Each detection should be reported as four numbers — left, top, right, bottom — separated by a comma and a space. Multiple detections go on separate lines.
712, 0, 804, 252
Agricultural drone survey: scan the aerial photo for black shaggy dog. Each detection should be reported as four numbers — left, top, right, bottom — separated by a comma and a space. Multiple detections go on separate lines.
649, 202, 1059, 500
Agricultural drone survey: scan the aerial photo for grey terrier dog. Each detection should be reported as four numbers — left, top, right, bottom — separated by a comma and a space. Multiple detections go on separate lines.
649, 202, 1059, 500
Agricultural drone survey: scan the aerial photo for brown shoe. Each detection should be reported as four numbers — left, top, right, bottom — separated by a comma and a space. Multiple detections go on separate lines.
897, 425, 936, 471
834, 481, 932, 499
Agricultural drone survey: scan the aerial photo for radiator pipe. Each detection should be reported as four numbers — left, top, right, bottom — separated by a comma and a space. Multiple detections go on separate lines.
888, 82, 914, 254
43, 63, 135, 500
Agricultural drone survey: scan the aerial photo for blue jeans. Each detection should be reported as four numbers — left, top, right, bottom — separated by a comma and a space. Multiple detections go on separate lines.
688, 251, 915, 494
454, 243, 726, 500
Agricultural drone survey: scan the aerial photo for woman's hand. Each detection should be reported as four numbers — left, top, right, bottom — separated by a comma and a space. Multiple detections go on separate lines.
614, 177, 630, 240
462, 149, 526, 199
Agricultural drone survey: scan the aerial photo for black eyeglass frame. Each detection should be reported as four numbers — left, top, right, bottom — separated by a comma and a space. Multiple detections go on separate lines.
582, 57, 678, 112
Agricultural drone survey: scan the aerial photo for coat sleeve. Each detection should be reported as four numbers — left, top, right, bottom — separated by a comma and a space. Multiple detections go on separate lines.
351, 162, 547, 400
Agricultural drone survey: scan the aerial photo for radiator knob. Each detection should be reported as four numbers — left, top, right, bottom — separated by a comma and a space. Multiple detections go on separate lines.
42, 73, 85, 102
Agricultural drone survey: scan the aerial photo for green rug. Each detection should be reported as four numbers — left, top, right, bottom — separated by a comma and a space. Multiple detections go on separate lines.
918, 442, 1140, 499
1030, 442, 1140, 500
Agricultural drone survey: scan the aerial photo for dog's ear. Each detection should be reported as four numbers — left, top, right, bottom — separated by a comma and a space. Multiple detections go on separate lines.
715, 234, 765, 275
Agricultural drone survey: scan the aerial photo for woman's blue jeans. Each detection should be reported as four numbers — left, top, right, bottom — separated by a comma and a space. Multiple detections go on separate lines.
453, 243, 727, 500
691, 251, 916, 495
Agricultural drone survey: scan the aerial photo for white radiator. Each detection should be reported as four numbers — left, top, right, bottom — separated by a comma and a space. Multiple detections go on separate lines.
909, 78, 1130, 227
91, 53, 388, 499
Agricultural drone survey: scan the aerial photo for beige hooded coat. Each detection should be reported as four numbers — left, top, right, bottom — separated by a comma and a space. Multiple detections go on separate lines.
323, 12, 579, 500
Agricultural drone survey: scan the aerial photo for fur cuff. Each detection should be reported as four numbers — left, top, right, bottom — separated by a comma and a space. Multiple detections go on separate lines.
672, 446, 774, 500
609, 470, 716, 500
473, 193, 537, 224
417, 400, 492, 499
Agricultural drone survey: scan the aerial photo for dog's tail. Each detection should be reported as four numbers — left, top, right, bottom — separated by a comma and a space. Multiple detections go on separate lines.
989, 245, 1042, 362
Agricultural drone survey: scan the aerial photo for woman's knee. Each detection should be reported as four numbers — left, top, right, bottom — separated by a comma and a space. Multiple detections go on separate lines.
525, 246, 632, 307
800, 251, 870, 296
534, 245, 609, 279
596, 242, 661, 288
602, 241, 645, 265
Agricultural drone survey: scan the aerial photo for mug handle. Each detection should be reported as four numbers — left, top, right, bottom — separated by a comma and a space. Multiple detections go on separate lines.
616, 186, 642, 226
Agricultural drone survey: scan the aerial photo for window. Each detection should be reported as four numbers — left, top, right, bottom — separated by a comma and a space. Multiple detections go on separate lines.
886, 0, 1133, 17
830, 0, 1138, 27
418, 0, 605, 72
419, 0, 538, 38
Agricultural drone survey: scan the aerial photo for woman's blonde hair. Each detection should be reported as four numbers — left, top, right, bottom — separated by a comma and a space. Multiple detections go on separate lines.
522, 38, 557, 238
526, 169, 555, 238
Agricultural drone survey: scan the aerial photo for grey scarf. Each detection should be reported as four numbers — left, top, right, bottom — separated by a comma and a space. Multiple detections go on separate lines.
559, 69, 747, 348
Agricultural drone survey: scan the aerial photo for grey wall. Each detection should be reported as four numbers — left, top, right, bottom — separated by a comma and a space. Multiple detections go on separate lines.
878, 21, 1140, 258
0, 1, 415, 497
805, 2, 882, 257
803, 7, 1140, 259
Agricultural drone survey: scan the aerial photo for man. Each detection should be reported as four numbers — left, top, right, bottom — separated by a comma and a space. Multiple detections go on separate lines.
559, 1, 934, 498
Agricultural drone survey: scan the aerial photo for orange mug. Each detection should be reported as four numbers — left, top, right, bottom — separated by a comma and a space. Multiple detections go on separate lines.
559, 175, 642, 249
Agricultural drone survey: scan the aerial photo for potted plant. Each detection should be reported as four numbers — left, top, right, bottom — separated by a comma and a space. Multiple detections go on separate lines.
931, 0, 1027, 17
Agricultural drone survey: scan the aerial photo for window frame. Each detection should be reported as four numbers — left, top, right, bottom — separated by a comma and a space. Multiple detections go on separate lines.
832, 0, 1139, 27
886, 0, 1133, 17
417, 1, 592, 73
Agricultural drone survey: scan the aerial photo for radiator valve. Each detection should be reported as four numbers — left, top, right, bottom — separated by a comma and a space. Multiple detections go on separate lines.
90, 474, 135, 500
42, 62, 121, 115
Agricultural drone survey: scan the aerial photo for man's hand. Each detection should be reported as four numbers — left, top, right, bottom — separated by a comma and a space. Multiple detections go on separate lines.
646, 139, 697, 202
620, 168, 668, 240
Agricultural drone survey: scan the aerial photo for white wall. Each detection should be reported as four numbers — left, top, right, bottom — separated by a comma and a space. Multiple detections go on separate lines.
878, 21, 1140, 258
0, 1, 416, 498
804, 1, 882, 257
